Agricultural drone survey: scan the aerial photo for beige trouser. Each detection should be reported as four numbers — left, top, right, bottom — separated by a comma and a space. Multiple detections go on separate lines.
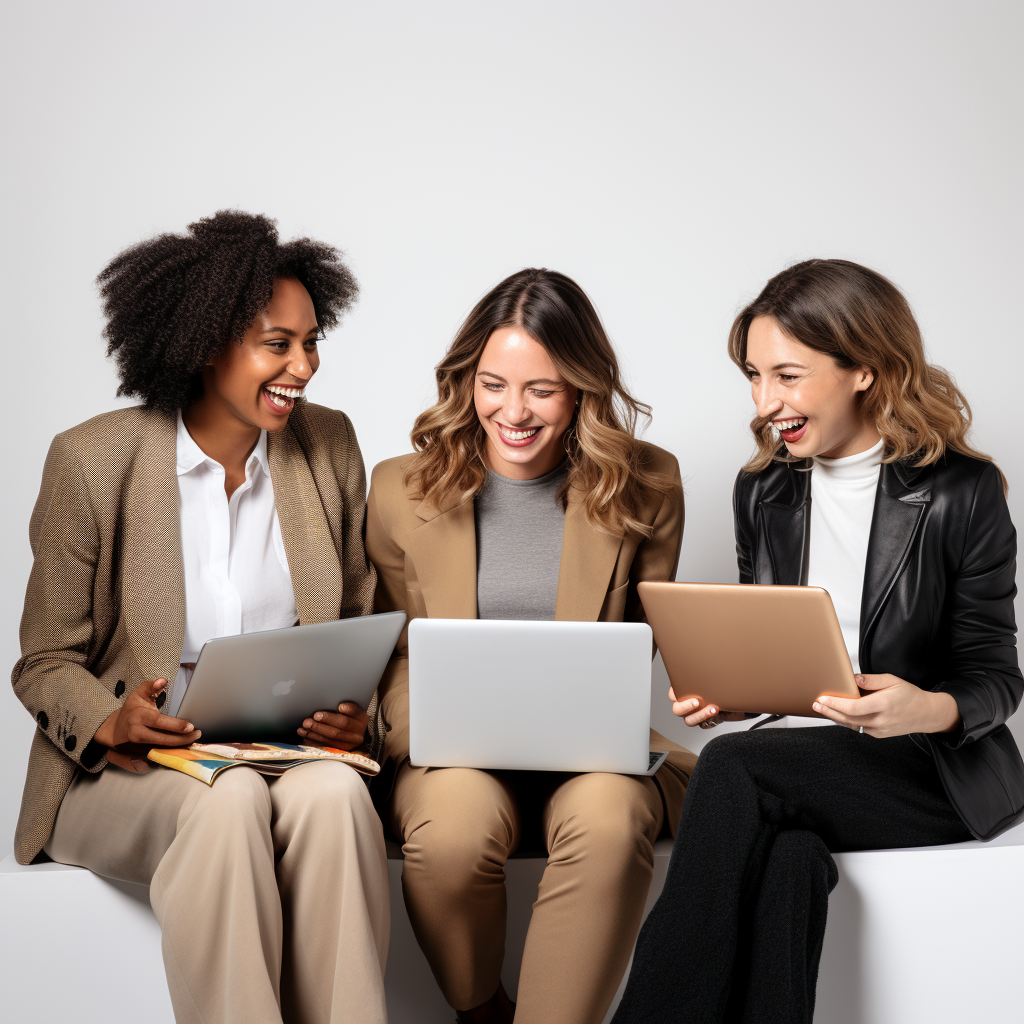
46, 760, 390, 1024
389, 763, 669, 1024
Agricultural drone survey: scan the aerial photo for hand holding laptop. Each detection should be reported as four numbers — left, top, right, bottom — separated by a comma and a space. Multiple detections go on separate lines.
95, 677, 202, 773
173, 612, 406, 744
639, 582, 860, 722
668, 685, 747, 728
296, 701, 370, 750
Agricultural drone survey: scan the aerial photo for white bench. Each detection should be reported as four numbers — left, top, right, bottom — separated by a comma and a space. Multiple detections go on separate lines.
816, 821, 1024, 1024
0, 839, 665, 1024
2, 825, 1023, 1023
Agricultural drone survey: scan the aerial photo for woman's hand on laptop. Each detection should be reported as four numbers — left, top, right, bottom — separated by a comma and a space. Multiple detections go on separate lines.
297, 703, 370, 751
94, 677, 202, 772
812, 674, 961, 737
669, 687, 747, 728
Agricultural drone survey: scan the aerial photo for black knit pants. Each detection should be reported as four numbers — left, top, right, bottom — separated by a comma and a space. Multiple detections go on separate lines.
611, 726, 971, 1024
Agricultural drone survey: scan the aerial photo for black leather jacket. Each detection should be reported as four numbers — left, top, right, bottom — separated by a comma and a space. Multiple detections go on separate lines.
733, 450, 1024, 841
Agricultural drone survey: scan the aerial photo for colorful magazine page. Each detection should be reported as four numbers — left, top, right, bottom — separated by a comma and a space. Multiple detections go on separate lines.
191, 741, 379, 775
147, 741, 380, 785
146, 747, 241, 785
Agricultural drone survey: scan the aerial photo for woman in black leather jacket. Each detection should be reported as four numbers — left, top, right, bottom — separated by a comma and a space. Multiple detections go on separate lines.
612, 259, 1023, 1024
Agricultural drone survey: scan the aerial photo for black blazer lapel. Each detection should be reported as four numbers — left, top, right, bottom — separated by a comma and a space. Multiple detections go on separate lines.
756, 468, 811, 585
859, 460, 933, 654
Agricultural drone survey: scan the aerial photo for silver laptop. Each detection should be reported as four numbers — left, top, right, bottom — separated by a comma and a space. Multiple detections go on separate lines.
173, 611, 406, 742
409, 618, 667, 775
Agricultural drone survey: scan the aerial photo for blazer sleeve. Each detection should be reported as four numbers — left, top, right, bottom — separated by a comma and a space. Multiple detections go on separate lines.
332, 411, 377, 620
733, 469, 755, 585
365, 466, 412, 768
623, 455, 684, 626
11, 433, 119, 772
932, 462, 1023, 747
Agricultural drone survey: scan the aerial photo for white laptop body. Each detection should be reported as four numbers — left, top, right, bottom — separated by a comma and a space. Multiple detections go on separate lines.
408, 618, 667, 775
172, 610, 406, 742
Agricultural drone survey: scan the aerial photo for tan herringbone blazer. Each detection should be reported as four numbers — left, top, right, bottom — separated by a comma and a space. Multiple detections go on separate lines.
12, 402, 375, 864
365, 442, 698, 831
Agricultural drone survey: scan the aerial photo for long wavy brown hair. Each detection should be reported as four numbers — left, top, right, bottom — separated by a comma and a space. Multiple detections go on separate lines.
727, 259, 1004, 487
406, 268, 674, 537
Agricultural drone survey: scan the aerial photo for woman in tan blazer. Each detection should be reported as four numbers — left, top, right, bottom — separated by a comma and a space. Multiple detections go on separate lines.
364, 268, 698, 1024
13, 212, 389, 1024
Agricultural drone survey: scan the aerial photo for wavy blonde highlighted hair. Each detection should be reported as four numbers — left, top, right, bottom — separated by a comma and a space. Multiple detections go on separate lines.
727, 259, 1005, 489
406, 268, 674, 537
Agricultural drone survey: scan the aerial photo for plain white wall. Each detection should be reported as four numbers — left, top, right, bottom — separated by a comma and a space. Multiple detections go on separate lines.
1, 0, 1021, 855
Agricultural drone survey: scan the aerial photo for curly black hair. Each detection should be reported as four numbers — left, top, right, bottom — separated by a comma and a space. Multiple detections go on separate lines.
98, 210, 359, 413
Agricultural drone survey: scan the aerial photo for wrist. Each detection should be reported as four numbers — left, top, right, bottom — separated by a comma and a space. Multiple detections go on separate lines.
93, 708, 120, 749
929, 691, 961, 734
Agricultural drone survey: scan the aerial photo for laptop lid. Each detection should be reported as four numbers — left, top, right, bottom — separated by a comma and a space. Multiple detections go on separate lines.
174, 610, 406, 742
408, 618, 655, 774
638, 582, 859, 718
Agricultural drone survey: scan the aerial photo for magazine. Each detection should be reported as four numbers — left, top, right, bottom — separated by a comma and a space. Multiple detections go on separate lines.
147, 741, 380, 785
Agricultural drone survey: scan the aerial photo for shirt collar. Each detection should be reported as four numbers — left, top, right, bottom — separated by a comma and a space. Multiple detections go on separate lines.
250, 429, 271, 479
811, 437, 885, 482
176, 410, 270, 480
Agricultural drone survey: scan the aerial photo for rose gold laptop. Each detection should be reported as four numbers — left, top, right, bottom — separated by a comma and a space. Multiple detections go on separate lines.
638, 582, 860, 718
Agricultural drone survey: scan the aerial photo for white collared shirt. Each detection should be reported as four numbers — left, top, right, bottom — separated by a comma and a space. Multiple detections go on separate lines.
170, 412, 298, 714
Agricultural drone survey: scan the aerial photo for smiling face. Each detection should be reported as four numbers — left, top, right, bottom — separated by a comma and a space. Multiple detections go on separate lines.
201, 276, 320, 433
474, 326, 578, 479
744, 316, 879, 459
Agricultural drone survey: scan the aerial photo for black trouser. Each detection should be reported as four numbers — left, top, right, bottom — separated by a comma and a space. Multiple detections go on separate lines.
611, 726, 971, 1024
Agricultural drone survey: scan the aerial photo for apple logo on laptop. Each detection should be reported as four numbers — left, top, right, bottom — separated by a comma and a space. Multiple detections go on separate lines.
271, 679, 298, 697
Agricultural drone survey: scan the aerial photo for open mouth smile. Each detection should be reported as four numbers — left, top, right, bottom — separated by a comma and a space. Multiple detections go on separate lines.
497, 424, 541, 447
772, 416, 808, 442
262, 383, 305, 414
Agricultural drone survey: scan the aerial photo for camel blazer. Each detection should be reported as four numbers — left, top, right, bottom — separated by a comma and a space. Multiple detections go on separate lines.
365, 442, 698, 831
12, 402, 375, 864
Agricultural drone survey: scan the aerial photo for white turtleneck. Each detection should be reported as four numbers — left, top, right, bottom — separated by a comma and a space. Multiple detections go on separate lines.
806, 437, 885, 676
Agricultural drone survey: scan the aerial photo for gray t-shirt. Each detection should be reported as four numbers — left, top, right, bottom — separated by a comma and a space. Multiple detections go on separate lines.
475, 462, 568, 620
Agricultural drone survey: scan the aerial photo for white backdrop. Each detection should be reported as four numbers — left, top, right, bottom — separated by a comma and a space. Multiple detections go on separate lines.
1, 0, 1021, 856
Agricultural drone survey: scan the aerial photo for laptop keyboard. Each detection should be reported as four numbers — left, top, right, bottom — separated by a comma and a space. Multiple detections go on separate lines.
648, 751, 663, 771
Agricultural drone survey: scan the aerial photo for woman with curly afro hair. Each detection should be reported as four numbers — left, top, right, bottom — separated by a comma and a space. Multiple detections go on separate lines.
12, 210, 390, 1024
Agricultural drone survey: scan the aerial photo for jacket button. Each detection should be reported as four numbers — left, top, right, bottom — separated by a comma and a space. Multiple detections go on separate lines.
37, 711, 49, 730
114, 680, 126, 698
64, 735, 77, 752
155, 691, 166, 709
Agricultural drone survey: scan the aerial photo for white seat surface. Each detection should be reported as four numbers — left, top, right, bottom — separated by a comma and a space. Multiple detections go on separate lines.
2, 825, 1022, 1023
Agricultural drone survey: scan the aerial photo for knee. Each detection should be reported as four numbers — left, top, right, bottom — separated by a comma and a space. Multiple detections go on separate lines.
277, 763, 380, 840
331, 766, 377, 824
548, 779, 657, 883
185, 767, 271, 836
406, 818, 509, 884
694, 733, 747, 771
768, 829, 838, 893
302, 762, 373, 813
689, 733, 759, 792
402, 812, 511, 893
396, 769, 515, 891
